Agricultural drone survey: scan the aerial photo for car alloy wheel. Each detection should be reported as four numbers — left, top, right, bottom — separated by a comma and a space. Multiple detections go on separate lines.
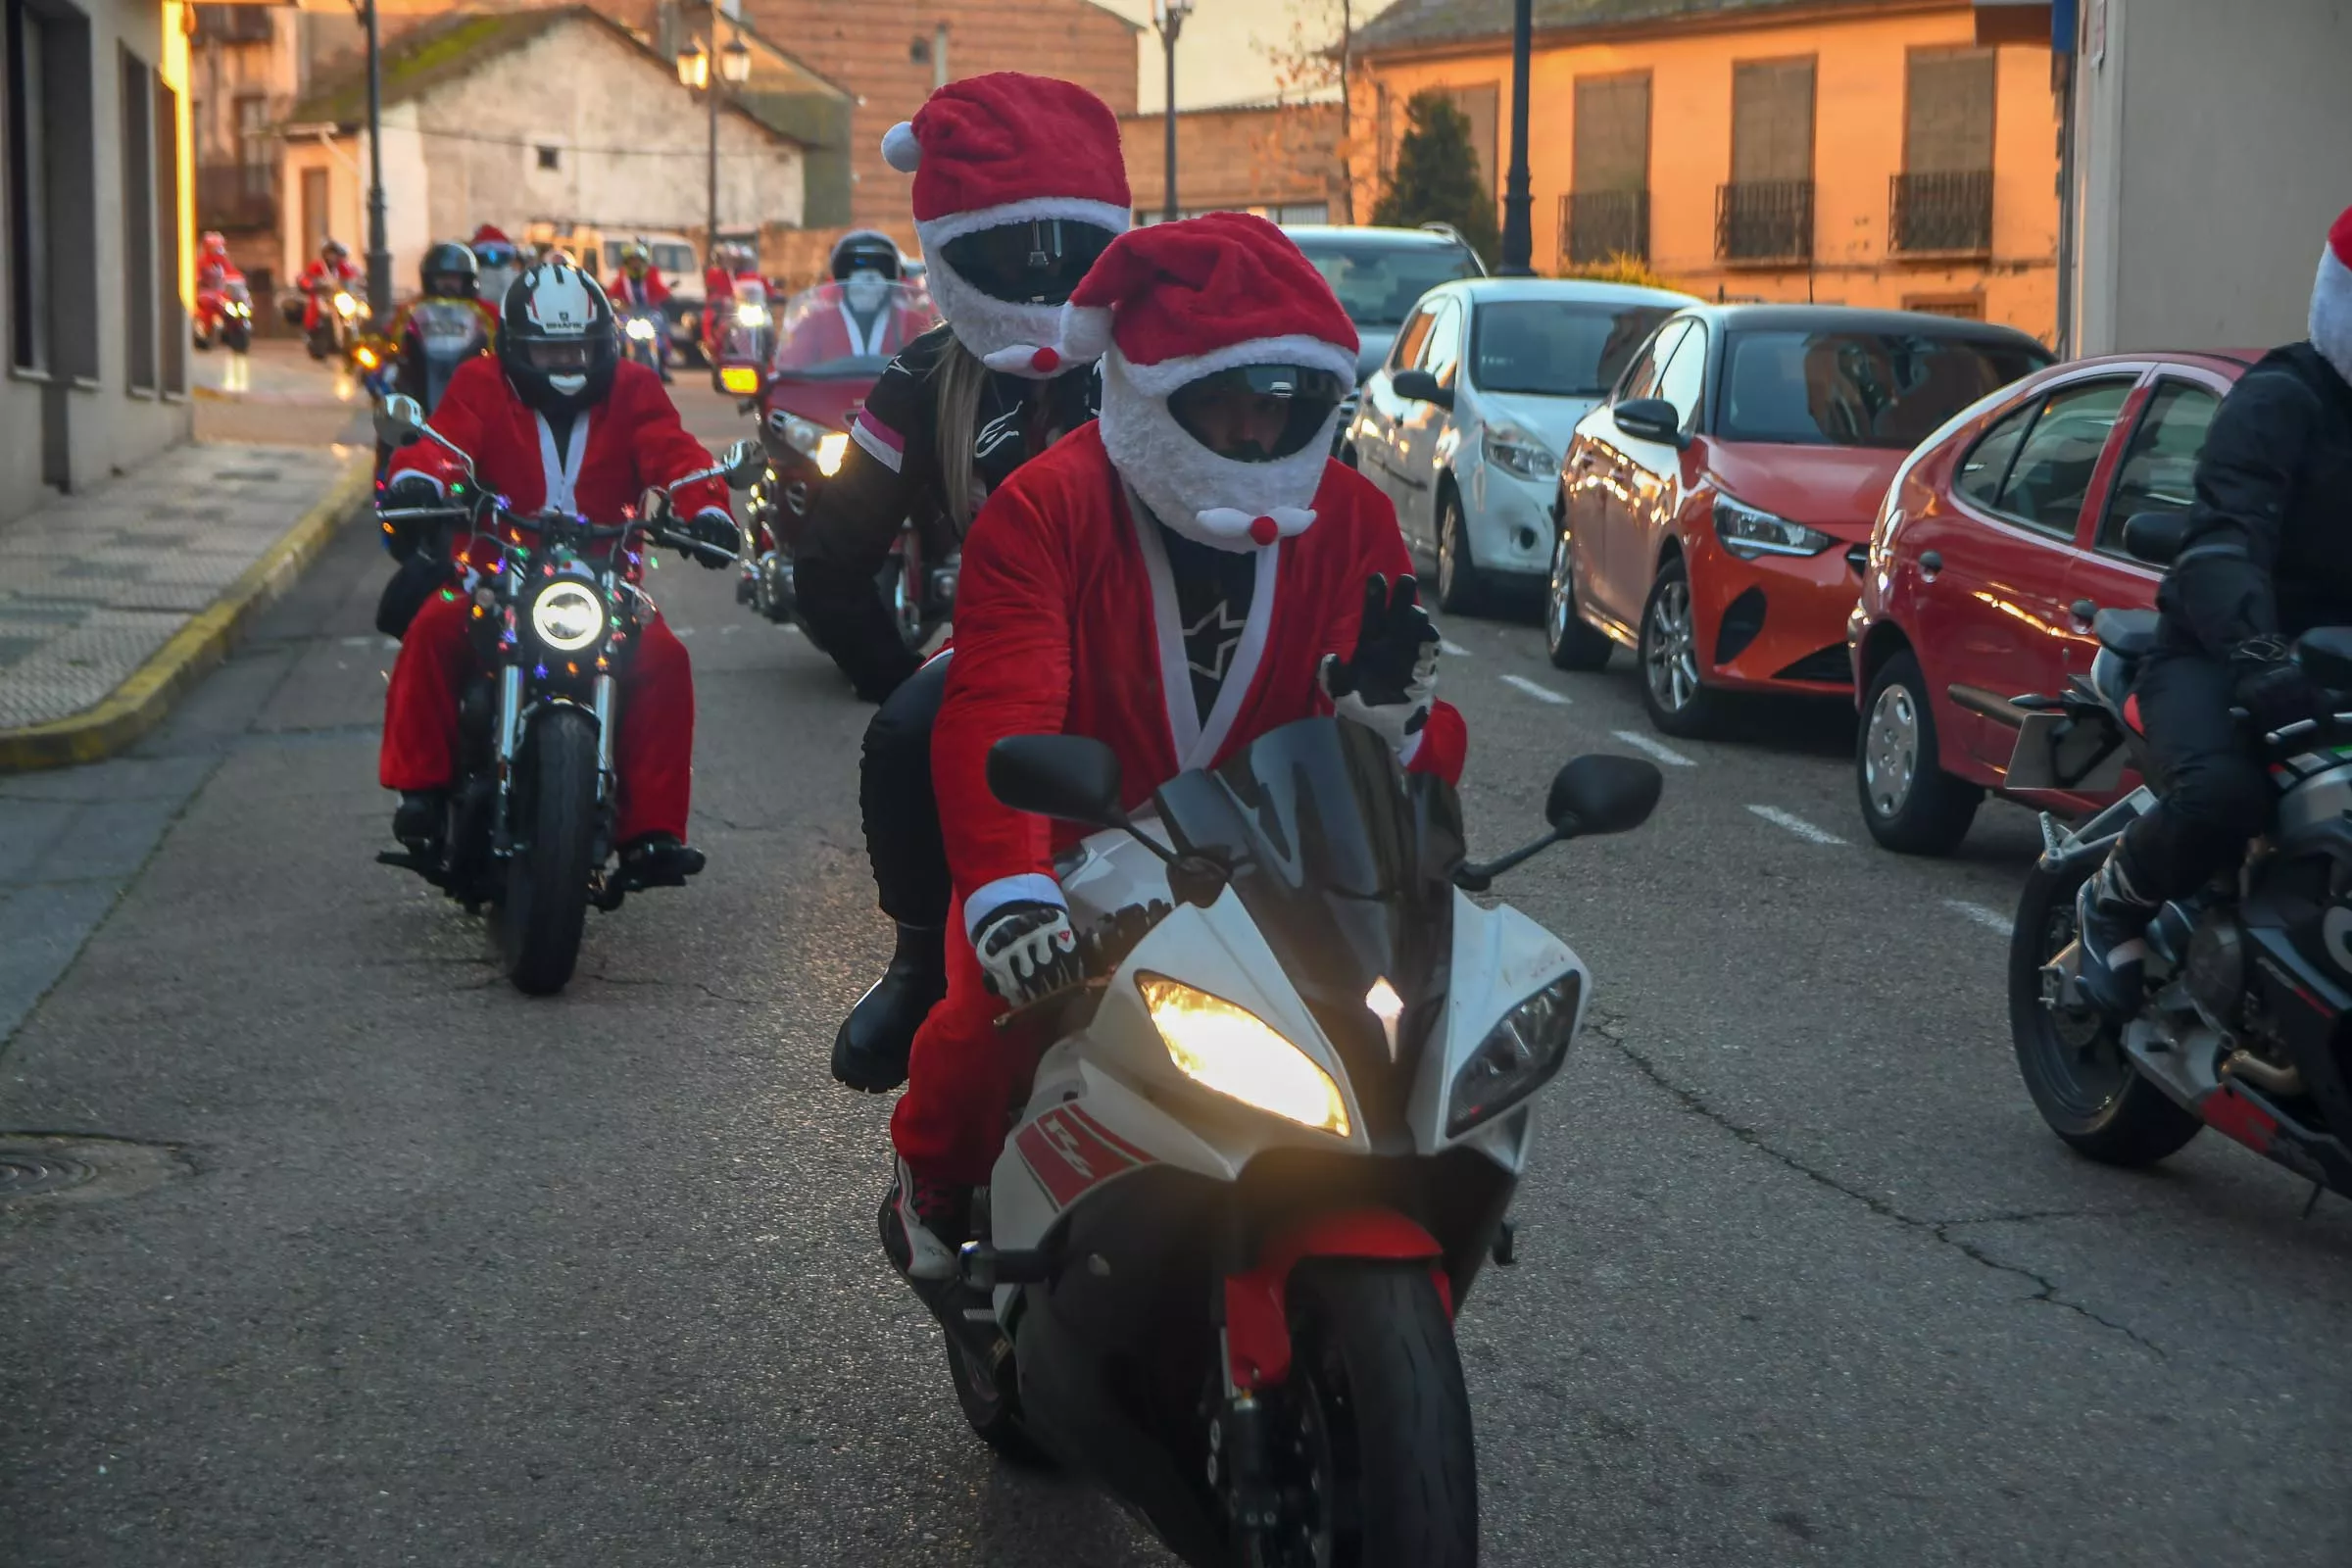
1643, 576, 1698, 712
1435, 492, 1482, 615
1544, 530, 1613, 672
1862, 679, 1920, 818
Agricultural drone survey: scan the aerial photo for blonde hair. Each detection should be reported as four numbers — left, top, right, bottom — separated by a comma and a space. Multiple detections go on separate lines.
930, 334, 990, 533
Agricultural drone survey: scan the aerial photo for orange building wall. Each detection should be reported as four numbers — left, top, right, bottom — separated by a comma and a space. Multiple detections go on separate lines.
1355, 6, 2059, 342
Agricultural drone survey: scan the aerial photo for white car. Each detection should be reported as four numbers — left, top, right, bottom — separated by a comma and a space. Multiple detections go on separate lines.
1347, 277, 1695, 614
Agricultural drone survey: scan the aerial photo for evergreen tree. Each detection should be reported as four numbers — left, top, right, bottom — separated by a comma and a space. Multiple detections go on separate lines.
1371, 90, 1499, 266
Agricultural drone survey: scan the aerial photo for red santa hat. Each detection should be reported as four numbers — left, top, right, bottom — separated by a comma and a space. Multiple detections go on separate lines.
880, 74, 1130, 377
2311, 203, 2352, 386
1065, 213, 1359, 550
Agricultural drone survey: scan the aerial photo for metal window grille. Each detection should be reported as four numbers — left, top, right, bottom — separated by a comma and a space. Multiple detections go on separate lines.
1889, 169, 1992, 254
1560, 188, 1649, 265
1715, 179, 1814, 262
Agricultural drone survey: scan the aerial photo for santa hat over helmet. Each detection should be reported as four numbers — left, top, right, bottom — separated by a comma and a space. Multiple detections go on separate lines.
2311, 203, 2352, 386
1064, 212, 1360, 550
880, 73, 1129, 377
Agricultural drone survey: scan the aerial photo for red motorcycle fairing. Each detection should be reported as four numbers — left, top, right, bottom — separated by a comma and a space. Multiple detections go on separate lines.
1221, 1208, 1448, 1393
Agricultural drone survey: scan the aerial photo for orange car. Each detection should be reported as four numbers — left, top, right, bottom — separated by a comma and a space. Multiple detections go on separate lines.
1545, 305, 2052, 737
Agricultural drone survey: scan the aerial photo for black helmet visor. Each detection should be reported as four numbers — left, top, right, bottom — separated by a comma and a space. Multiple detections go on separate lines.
1167, 364, 1348, 462
519, 337, 597, 374
937, 219, 1117, 305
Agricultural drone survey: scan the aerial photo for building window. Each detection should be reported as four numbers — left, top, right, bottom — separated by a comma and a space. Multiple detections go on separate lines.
6, 0, 50, 374
121, 47, 157, 394
1565, 71, 1649, 265
1892, 47, 1995, 254
156, 75, 184, 396
1719, 57, 1815, 263
537, 144, 560, 171
236, 94, 271, 195
300, 165, 328, 258
1432, 82, 1498, 202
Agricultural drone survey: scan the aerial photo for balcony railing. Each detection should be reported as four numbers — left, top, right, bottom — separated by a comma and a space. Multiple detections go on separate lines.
195, 163, 278, 232
1715, 179, 1814, 264
191, 4, 272, 43
1890, 169, 1993, 255
1561, 188, 1650, 266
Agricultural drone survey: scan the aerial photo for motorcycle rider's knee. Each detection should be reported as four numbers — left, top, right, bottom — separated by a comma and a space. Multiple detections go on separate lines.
2172, 755, 2269, 844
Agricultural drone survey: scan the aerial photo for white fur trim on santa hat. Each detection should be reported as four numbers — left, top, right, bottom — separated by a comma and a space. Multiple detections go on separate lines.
881, 121, 922, 173
914, 196, 1133, 378
1098, 349, 1343, 551
2311, 237, 2352, 387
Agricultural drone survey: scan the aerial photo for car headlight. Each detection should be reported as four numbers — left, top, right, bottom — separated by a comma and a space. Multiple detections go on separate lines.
1713, 493, 1837, 560
1482, 421, 1557, 481
1446, 971, 1582, 1137
529, 580, 607, 653
814, 430, 850, 476
1139, 974, 1349, 1136
735, 303, 767, 327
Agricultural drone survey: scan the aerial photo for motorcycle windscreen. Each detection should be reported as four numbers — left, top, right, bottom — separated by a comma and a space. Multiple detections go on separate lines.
1155, 715, 1465, 1142
768, 281, 939, 377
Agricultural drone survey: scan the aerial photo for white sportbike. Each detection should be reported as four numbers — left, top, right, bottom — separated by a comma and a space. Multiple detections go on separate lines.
917, 715, 1662, 1568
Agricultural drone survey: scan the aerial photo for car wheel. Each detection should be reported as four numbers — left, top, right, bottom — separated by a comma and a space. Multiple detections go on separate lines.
1434, 490, 1484, 616
1544, 529, 1614, 672
1856, 650, 1983, 856
1638, 557, 1722, 738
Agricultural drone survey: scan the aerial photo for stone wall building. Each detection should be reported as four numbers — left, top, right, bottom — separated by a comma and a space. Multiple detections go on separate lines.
1121, 101, 1345, 227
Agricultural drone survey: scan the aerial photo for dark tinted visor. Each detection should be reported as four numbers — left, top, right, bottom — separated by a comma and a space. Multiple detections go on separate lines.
938, 220, 1117, 305
425, 272, 471, 296
1167, 364, 1347, 462
521, 337, 596, 373
475, 244, 516, 267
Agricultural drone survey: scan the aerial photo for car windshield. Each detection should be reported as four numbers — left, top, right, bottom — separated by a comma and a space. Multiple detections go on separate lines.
1719, 329, 2053, 448
1291, 239, 1482, 327
1471, 301, 1678, 397
650, 243, 695, 274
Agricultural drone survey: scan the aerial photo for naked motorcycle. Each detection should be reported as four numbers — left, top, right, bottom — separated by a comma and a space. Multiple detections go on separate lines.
2010, 510, 2352, 1200
906, 715, 1661, 1566
370, 393, 760, 995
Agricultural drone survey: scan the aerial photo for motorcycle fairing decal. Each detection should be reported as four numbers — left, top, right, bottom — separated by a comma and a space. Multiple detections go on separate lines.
1014, 1103, 1154, 1211
2201, 1083, 2279, 1153
1221, 1209, 1447, 1392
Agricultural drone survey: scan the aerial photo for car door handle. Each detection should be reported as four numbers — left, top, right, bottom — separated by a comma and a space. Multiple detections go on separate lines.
1917, 550, 1942, 581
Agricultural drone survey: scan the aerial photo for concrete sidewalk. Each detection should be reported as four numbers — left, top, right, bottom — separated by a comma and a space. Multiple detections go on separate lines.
0, 441, 370, 770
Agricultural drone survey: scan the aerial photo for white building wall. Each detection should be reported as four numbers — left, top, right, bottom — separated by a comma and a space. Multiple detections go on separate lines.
2069, 0, 2352, 355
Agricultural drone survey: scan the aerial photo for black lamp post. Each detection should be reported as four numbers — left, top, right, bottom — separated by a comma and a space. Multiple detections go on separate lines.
354, 0, 390, 330
677, 8, 754, 260
1497, 0, 1535, 275
1154, 0, 1194, 222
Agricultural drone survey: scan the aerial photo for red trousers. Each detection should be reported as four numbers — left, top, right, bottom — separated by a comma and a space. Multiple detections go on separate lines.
891, 893, 1037, 1185
378, 594, 696, 844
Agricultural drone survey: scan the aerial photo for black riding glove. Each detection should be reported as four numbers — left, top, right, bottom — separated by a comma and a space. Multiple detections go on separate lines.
680, 508, 741, 570
1318, 573, 1441, 754
377, 474, 443, 561
972, 899, 1082, 1006
2231, 638, 2328, 734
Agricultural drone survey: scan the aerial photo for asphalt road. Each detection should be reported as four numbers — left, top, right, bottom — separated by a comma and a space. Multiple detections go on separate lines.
5, 369, 2350, 1567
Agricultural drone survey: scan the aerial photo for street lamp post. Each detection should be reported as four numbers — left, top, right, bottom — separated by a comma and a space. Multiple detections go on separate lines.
677, 6, 753, 265
1497, 0, 1534, 275
357, 0, 390, 330
1153, 0, 1193, 223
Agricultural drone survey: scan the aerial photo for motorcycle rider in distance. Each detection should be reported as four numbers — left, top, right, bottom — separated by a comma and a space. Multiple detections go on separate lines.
2075, 203, 2352, 1016
470, 224, 521, 306
701, 241, 760, 365
881, 211, 1470, 1278
610, 239, 672, 382
375, 264, 741, 888
378, 242, 499, 425
197, 230, 232, 294
799, 73, 1129, 1096
298, 236, 364, 336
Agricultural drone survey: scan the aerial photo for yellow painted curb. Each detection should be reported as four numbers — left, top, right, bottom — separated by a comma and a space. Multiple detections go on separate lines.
0, 455, 374, 773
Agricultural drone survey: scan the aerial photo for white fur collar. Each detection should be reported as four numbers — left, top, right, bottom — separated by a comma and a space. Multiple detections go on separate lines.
2312, 246, 2352, 389
1097, 351, 1341, 550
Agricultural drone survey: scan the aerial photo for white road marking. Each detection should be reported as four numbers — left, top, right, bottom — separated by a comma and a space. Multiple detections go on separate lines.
339, 635, 374, 648
1440, 638, 1471, 658
674, 626, 697, 638
720, 624, 740, 635
1610, 729, 1696, 767
1499, 673, 1570, 706
1745, 804, 1846, 846
1943, 898, 2012, 935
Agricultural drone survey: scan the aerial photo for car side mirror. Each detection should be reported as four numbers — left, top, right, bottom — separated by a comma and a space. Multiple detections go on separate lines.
1612, 397, 1686, 448
987, 735, 1128, 828
377, 392, 425, 448
1392, 368, 1455, 411
721, 437, 764, 489
1546, 755, 1663, 837
2122, 510, 2186, 566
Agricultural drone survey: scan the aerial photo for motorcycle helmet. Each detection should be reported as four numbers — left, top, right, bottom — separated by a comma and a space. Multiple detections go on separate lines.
829, 229, 903, 282
621, 240, 652, 279
497, 263, 616, 416
320, 236, 349, 265
199, 230, 229, 261
419, 240, 479, 299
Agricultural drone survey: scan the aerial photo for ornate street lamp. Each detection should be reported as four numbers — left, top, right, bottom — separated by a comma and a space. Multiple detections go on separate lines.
674, 6, 754, 264
1153, 0, 1194, 222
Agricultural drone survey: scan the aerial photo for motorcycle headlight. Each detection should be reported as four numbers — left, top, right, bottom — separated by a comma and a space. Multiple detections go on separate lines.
1713, 493, 1837, 560
735, 303, 767, 327
353, 344, 379, 369
815, 430, 849, 476
333, 291, 357, 315
1482, 420, 1557, 481
528, 580, 607, 654
1446, 971, 1582, 1138
1139, 974, 1349, 1137
625, 318, 657, 341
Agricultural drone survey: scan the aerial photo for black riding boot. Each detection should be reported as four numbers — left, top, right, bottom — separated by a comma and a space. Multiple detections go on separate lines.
2076, 846, 2157, 1019
832, 922, 946, 1093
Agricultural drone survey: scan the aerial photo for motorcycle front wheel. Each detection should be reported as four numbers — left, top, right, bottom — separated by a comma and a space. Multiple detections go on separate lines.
494, 706, 598, 996
2008, 859, 2201, 1165
1256, 1262, 1477, 1568
222, 319, 251, 354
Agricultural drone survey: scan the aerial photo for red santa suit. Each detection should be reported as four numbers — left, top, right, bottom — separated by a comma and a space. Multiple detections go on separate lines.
892, 215, 1467, 1183
299, 254, 364, 331
769, 279, 934, 371
610, 270, 670, 311
378, 355, 729, 844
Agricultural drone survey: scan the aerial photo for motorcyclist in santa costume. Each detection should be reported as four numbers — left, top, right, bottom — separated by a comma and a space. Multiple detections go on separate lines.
609, 240, 673, 382
298, 236, 365, 334
375, 263, 741, 887
881, 212, 1470, 1277
769, 229, 932, 371
801, 74, 1128, 1097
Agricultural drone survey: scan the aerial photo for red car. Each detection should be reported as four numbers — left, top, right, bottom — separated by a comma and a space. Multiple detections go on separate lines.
1548, 306, 2052, 738
1847, 348, 2253, 854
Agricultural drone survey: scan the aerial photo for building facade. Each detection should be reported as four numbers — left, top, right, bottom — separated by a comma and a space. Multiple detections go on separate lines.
2, 0, 196, 520
1120, 101, 1344, 227
1352, 0, 2061, 340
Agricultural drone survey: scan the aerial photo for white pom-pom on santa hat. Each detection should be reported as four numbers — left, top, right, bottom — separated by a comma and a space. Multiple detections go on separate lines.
880, 121, 921, 174
1057, 302, 1114, 365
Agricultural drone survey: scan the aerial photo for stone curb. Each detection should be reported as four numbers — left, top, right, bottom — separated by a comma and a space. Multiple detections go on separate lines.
0, 455, 374, 773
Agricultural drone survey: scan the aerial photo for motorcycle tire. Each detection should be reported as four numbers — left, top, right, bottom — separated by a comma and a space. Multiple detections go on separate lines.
1273, 1261, 1476, 1568
946, 1330, 1053, 1469
193, 323, 215, 351
307, 328, 332, 362
494, 705, 598, 996
2008, 858, 2202, 1166
222, 320, 251, 354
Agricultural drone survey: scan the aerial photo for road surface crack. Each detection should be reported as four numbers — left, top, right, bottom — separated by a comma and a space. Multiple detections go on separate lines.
579, 974, 756, 1006
1588, 1011, 2167, 1360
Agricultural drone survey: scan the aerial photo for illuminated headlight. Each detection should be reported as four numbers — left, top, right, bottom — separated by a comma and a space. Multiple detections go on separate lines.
528, 580, 606, 653
734, 303, 767, 327
1713, 493, 1837, 560
1139, 974, 1349, 1136
1482, 420, 1557, 481
1446, 972, 1582, 1137
227, 301, 251, 318
352, 345, 379, 369
332, 291, 357, 315
814, 430, 850, 476
625, 317, 658, 341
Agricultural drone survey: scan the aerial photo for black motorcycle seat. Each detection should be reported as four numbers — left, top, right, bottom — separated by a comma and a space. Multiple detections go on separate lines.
2094, 609, 2160, 660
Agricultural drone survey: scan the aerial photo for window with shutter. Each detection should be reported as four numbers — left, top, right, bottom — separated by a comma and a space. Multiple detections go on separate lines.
1720, 58, 1815, 261
1893, 48, 1995, 253
1567, 73, 1650, 263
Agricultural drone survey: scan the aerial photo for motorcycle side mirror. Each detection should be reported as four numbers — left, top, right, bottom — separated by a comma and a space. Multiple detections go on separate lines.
378, 393, 426, 447
1546, 755, 1664, 837
988, 735, 1127, 828
721, 438, 764, 489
